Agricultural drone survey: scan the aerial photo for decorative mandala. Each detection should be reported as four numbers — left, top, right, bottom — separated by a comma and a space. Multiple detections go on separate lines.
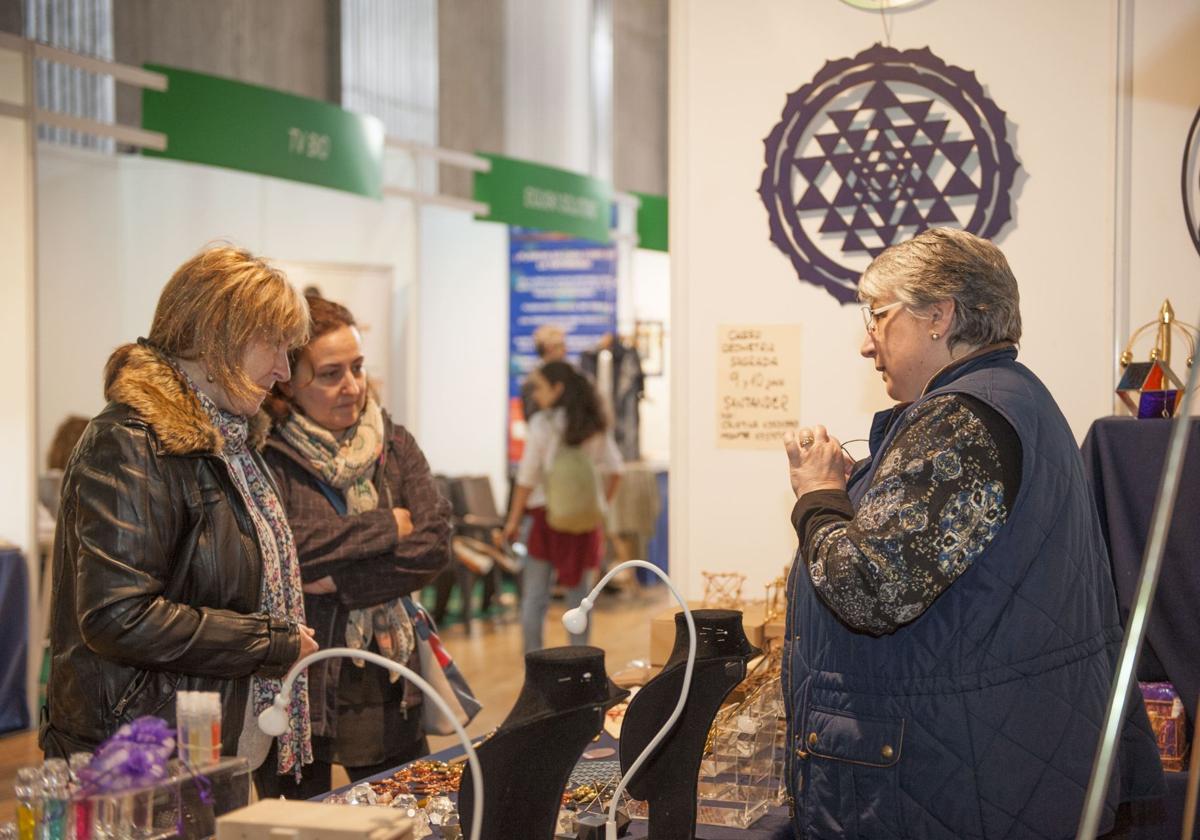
1183, 105, 1200, 258
759, 44, 1020, 303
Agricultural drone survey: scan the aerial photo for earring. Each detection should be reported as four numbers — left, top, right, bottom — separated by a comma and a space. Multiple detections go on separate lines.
206, 373, 215, 383
930, 332, 941, 340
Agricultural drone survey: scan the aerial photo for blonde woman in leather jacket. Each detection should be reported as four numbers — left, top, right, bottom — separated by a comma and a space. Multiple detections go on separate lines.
42, 246, 318, 786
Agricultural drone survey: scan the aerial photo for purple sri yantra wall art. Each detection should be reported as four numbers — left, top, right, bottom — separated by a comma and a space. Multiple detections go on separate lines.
759, 43, 1021, 303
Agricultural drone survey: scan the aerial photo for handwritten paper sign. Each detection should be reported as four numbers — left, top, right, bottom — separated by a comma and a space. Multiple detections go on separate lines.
716, 324, 802, 449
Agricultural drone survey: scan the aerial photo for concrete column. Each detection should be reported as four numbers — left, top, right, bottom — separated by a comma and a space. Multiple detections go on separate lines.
437, 0, 504, 199
504, 0, 592, 174
613, 0, 666, 194
112, 0, 340, 128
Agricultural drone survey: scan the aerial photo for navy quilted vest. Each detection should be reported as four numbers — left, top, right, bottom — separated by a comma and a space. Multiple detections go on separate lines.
783, 347, 1162, 839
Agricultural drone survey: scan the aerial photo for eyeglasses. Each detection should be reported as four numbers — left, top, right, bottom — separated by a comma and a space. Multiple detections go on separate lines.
860, 300, 904, 332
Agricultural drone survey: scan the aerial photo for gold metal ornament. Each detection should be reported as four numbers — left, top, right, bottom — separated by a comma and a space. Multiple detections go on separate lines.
701, 571, 746, 609
763, 566, 789, 625
1116, 300, 1198, 419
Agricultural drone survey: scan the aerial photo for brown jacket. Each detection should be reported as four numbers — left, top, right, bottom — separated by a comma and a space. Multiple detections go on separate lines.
262, 411, 452, 738
42, 343, 300, 758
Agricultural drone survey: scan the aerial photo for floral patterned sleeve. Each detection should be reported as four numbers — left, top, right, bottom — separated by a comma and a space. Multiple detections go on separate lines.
790, 394, 1020, 635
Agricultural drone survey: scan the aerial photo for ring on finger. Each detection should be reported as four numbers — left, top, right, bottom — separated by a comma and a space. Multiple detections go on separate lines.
800, 436, 815, 448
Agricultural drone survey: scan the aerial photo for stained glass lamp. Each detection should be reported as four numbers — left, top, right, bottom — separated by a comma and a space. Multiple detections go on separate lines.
1117, 300, 1196, 419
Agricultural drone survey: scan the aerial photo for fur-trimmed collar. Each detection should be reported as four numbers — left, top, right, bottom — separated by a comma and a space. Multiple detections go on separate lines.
103, 343, 270, 456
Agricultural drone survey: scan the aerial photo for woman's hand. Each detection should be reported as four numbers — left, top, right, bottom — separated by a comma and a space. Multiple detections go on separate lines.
842, 449, 858, 481
503, 484, 533, 546
502, 518, 520, 545
784, 425, 848, 500
298, 624, 319, 661
302, 576, 338, 595
392, 507, 414, 539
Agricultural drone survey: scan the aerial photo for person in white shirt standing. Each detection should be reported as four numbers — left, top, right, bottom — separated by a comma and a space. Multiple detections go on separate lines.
504, 361, 622, 652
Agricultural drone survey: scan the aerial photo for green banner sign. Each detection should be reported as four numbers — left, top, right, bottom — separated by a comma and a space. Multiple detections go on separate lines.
634, 192, 668, 252
142, 65, 385, 198
473, 153, 611, 242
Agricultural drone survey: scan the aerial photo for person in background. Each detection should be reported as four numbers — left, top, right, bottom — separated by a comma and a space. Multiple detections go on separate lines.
40, 416, 89, 514
504, 361, 622, 652
520, 324, 568, 422
782, 228, 1162, 839
37, 416, 90, 548
42, 246, 318, 786
260, 295, 452, 798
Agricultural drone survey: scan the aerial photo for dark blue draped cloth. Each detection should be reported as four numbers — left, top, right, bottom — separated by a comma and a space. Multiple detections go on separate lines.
1081, 416, 1200, 728
0, 545, 30, 735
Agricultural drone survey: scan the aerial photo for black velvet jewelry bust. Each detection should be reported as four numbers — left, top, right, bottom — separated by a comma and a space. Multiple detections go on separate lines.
458, 646, 628, 840
618, 609, 761, 840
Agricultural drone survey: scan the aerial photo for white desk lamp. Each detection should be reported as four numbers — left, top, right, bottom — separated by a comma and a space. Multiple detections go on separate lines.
561, 560, 696, 840
258, 647, 483, 840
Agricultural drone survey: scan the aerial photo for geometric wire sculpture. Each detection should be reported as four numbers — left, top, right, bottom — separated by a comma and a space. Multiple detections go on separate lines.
1117, 300, 1198, 419
701, 572, 746, 609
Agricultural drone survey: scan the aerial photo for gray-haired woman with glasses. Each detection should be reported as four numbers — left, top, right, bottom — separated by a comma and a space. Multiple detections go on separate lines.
779, 228, 1162, 839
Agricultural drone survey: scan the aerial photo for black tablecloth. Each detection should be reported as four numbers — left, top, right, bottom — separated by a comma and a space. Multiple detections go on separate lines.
0, 545, 30, 735
1081, 416, 1200, 727
319, 735, 1193, 838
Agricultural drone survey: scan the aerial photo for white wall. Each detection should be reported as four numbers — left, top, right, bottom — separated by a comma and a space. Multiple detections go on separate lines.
669, 0, 1198, 597
35, 143, 514, 522
416, 205, 510, 504
36, 146, 418, 465
0, 42, 38, 723
37, 146, 134, 453
1126, 2, 1200, 385
631, 247, 670, 464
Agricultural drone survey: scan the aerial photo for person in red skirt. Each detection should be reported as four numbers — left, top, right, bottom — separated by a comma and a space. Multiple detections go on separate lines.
504, 361, 623, 652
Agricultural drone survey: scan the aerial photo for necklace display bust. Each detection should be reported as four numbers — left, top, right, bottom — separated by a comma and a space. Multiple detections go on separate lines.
618, 609, 761, 839
458, 646, 627, 840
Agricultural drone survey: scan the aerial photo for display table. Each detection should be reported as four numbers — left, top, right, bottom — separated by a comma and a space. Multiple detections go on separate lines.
1080, 417, 1200, 724
0, 544, 30, 735
318, 737, 1193, 838
319, 731, 792, 838
1081, 416, 1200, 840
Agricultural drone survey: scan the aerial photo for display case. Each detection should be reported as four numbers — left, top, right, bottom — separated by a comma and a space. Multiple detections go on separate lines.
626, 650, 787, 830
73, 757, 251, 840
693, 677, 786, 828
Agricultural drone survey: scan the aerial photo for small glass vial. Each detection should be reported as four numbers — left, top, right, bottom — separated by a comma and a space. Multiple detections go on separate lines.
13, 767, 41, 840
40, 760, 71, 840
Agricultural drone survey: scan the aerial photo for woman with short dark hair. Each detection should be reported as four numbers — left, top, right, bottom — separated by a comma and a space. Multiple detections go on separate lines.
259, 294, 451, 798
781, 228, 1163, 839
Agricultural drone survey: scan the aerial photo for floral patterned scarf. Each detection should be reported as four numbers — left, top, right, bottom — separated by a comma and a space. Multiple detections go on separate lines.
279, 397, 414, 678
184, 375, 312, 779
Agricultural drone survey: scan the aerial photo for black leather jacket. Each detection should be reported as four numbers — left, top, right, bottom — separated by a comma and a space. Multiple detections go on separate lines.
41, 344, 300, 758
